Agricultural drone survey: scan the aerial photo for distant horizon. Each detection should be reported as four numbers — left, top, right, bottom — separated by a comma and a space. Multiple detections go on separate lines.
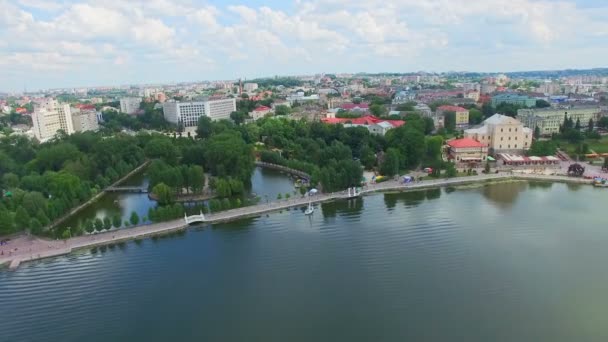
5, 66, 608, 95
3, 0, 608, 92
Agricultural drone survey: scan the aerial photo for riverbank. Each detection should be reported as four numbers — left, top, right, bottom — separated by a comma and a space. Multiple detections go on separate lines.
0, 173, 595, 270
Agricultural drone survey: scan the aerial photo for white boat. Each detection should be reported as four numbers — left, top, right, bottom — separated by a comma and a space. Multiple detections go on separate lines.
304, 201, 314, 215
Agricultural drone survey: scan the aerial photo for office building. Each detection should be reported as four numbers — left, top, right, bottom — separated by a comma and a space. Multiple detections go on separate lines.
517, 106, 601, 135
163, 98, 236, 127
491, 94, 536, 108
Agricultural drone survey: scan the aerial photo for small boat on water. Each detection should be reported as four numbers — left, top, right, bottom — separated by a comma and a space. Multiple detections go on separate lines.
593, 177, 608, 187
304, 201, 314, 215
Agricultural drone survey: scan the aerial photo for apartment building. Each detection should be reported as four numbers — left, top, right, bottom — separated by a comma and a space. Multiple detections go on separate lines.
120, 97, 142, 114
31, 98, 74, 141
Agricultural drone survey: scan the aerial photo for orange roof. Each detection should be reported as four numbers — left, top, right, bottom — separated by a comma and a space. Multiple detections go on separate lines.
447, 138, 486, 148
437, 105, 468, 112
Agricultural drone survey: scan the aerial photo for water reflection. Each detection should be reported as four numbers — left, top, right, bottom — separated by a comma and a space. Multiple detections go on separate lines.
382, 189, 443, 210
481, 181, 528, 209
321, 197, 364, 218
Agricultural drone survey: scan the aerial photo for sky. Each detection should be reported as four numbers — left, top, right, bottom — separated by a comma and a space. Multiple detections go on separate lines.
1, 0, 607, 91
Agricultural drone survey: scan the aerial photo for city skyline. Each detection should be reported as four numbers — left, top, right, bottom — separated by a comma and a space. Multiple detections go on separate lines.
2, 0, 608, 92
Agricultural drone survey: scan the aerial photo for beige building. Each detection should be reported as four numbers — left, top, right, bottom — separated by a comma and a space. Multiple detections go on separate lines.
71, 108, 99, 132
31, 98, 74, 141
517, 105, 601, 136
249, 106, 272, 121
437, 105, 469, 128
465, 114, 532, 154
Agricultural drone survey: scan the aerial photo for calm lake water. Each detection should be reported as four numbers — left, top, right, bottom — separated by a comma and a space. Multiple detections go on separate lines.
3, 182, 608, 341
59, 167, 296, 230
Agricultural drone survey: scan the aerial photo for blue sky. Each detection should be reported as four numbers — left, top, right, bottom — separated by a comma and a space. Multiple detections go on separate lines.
1, 0, 607, 92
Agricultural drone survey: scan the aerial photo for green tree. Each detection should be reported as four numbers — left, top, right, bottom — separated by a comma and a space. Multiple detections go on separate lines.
221, 198, 232, 210
277, 193, 282, 200
536, 99, 551, 108
274, 105, 290, 116
468, 108, 483, 125
103, 216, 112, 230
196, 116, 213, 139
588, 118, 594, 133
443, 111, 456, 133
575, 118, 581, 130
285, 193, 291, 200
30, 218, 43, 235
152, 183, 174, 205
15, 207, 30, 230
85, 219, 95, 233
445, 162, 457, 178
534, 126, 541, 139
130, 211, 140, 226
112, 214, 122, 228
94, 218, 104, 231
359, 145, 376, 170
380, 148, 401, 177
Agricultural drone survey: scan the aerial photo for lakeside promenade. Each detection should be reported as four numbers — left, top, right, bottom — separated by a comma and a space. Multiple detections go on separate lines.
0, 173, 594, 270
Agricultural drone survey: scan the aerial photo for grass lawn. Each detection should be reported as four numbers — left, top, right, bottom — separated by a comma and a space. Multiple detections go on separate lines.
557, 137, 608, 155
587, 137, 608, 153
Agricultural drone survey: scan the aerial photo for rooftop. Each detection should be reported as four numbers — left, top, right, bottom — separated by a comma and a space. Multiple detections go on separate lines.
447, 137, 486, 148
437, 105, 468, 112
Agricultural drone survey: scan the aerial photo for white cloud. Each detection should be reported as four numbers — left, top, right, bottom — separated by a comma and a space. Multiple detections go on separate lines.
1, 0, 608, 90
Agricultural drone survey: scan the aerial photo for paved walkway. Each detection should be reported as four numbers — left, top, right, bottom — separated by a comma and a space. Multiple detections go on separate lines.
0, 173, 594, 270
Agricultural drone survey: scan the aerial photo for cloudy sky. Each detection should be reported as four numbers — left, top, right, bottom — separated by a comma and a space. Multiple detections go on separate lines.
1, 0, 607, 91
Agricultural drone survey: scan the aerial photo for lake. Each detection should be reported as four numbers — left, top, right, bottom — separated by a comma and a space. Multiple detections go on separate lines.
59, 166, 296, 230
2, 182, 608, 341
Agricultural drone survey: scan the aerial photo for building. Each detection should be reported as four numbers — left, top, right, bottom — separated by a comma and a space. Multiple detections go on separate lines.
120, 97, 142, 114
517, 106, 602, 136
162, 98, 237, 127
320, 115, 404, 136
249, 106, 272, 121
271, 100, 291, 109
71, 106, 99, 132
393, 90, 416, 104
155, 93, 167, 103
465, 90, 480, 102
446, 138, 488, 165
31, 98, 74, 141
243, 83, 258, 92
437, 105, 470, 128
465, 114, 533, 154
491, 94, 536, 108
340, 103, 369, 112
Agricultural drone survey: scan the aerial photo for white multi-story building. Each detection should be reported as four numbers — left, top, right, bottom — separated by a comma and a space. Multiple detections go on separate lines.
120, 97, 142, 114
71, 108, 99, 132
31, 98, 74, 141
162, 98, 236, 127
243, 83, 258, 92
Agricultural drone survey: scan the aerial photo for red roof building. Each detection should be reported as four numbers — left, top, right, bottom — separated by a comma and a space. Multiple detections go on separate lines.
321, 115, 404, 128
447, 138, 488, 165
437, 105, 467, 113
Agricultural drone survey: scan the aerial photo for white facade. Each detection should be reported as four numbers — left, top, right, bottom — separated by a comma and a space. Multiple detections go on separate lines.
243, 83, 258, 92
163, 98, 236, 127
31, 98, 74, 141
120, 97, 142, 114
71, 109, 99, 132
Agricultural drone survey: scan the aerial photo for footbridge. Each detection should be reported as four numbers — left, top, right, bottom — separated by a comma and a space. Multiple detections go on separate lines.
106, 186, 149, 193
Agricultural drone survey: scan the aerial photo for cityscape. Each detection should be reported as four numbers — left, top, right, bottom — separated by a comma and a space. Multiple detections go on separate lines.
2, 0, 608, 341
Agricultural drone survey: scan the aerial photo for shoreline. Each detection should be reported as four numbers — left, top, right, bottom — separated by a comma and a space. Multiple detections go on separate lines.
0, 173, 595, 270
